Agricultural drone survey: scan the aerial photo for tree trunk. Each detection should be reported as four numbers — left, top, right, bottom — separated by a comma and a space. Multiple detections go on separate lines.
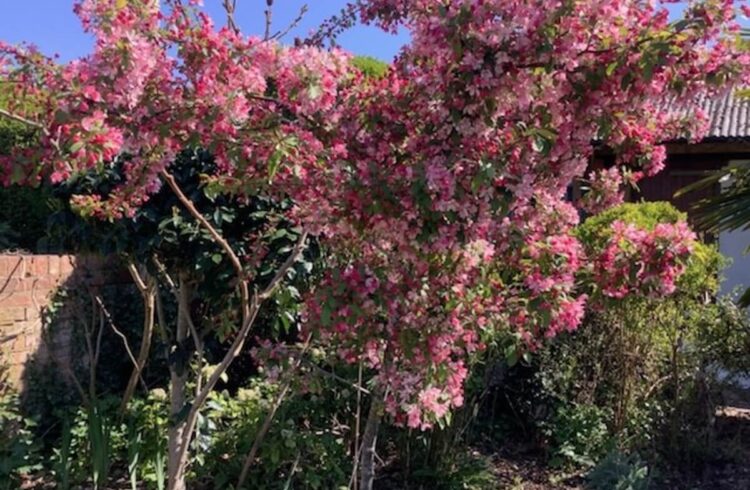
167, 279, 191, 490
359, 395, 383, 490
120, 283, 155, 414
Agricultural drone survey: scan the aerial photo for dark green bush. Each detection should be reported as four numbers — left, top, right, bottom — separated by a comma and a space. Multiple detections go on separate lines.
0, 361, 42, 488
198, 377, 353, 490
0, 108, 60, 252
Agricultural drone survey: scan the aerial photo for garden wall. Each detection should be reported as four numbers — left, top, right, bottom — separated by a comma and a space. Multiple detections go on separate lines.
0, 254, 124, 390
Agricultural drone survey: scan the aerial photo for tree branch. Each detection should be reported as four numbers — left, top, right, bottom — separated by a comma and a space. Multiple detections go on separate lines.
268, 4, 308, 42
264, 0, 274, 41
236, 333, 313, 488
0, 108, 42, 129
160, 169, 251, 325
93, 294, 148, 394
222, 0, 239, 34
259, 230, 308, 300
172, 229, 309, 478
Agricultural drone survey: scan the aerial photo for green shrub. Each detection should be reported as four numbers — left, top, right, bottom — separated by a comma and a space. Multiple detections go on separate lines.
405, 452, 497, 490
483, 202, 750, 472
0, 110, 60, 252
0, 392, 42, 488
0, 361, 41, 488
352, 56, 389, 79
576, 201, 724, 296
586, 451, 651, 490
197, 378, 353, 490
545, 404, 612, 468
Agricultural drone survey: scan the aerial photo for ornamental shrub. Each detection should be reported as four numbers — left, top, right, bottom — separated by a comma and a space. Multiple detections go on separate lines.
576, 201, 724, 296
485, 202, 750, 473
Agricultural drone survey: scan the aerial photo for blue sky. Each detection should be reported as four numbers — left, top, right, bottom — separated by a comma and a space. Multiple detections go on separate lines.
1, 0, 409, 61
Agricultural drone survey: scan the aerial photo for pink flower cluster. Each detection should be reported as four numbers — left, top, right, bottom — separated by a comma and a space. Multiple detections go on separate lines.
594, 220, 696, 299
581, 167, 626, 215
0, 0, 351, 217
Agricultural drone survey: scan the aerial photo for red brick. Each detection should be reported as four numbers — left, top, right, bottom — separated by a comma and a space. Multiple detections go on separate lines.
24, 334, 40, 350
10, 333, 26, 353
27, 256, 49, 277
7, 366, 22, 386
33, 277, 59, 293
48, 256, 61, 276
0, 292, 35, 308
0, 277, 21, 296
0, 256, 24, 278
0, 307, 25, 323
12, 351, 29, 364
60, 256, 76, 275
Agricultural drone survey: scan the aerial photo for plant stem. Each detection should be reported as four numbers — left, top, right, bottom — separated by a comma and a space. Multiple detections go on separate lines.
359, 395, 383, 490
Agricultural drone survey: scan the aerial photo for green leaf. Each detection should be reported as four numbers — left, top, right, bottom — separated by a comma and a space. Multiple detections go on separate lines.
505, 344, 519, 367
70, 141, 85, 154
268, 149, 282, 181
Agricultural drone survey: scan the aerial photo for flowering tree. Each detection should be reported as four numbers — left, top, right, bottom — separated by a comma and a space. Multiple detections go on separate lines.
1, 0, 747, 488
303, 3, 746, 485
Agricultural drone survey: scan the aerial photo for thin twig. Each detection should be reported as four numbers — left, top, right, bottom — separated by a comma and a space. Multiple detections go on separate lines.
94, 294, 148, 392
305, 361, 371, 395
236, 333, 313, 488
121, 263, 157, 413
269, 4, 308, 42
260, 231, 309, 300
222, 0, 239, 33
264, 0, 274, 41
349, 360, 364, 490
0, 108, 42, 128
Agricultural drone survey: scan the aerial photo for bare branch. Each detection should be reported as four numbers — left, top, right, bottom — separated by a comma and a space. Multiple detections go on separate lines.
0, 108, 42, 129
94, 294, 148, 393
269, 4, 308, 42
126, 262, 149, 292
259, 230, 308, 300
222, 0, 239, 34
172, 229, 309, 477
121, 263, 158, 414
161, 171, 245, 279
237, 333, 313, 488
349, 360, 364, 490
264, 0, 274, 41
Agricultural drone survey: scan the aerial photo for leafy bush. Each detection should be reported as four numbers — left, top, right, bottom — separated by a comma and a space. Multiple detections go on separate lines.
0, 360, 41, 489
576, 201, 724, 296
0, 392, 42, 488
404, 452, 497, 490
586, 451, 651, 490
0, 110, 59, 252
352, 56, 389, 79
197, 377, 353, 490
483, 202, 750, 471
545, 404, 612, 468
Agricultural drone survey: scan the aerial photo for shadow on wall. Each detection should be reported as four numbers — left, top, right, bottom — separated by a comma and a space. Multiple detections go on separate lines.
0, 254, 145, 417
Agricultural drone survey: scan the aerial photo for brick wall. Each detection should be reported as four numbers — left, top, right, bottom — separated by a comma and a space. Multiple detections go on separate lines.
0, 254, 120, 390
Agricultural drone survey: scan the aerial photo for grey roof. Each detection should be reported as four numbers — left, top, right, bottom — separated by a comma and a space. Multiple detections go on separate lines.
663, 90, 750, 142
